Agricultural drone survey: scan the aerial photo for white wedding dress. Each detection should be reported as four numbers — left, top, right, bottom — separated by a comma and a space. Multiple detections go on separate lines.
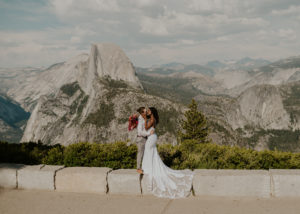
142, 127, 195, 199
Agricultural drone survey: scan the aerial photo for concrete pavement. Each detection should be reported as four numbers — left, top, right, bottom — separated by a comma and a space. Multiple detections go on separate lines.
1, 188, 300, 214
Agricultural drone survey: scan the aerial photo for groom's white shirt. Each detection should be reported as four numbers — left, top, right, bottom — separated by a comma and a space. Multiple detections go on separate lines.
137, 115, 151, 137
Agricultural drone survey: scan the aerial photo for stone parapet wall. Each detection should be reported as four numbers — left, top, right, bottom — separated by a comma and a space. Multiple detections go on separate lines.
1, 163, 300, 198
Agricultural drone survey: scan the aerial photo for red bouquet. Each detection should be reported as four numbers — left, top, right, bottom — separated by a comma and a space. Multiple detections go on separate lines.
128, 114, 139, 131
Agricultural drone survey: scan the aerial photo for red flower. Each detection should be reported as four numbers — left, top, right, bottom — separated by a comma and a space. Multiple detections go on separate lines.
128, 114, 139, 131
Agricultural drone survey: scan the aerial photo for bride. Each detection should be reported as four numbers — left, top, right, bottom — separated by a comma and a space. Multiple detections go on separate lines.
141, 107, 195, 199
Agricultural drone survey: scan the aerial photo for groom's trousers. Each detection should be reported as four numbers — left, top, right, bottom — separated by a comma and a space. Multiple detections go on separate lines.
136, 136, 147, 169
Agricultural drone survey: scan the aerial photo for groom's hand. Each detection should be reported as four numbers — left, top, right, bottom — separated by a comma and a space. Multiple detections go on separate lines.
150, 129, 155, 135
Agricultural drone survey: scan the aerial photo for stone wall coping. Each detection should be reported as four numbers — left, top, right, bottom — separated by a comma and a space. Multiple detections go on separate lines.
18, 164, 44, 171
269, 169, 300, 174
109, 169, 137, 174
193, 169, 269, 175
56, 166, 111, 173
40, 165, 65, 171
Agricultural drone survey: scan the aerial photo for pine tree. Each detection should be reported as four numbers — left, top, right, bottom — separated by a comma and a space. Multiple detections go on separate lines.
178, 99, 209, 143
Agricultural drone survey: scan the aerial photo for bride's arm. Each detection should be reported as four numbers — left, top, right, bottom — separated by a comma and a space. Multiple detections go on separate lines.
145, 115, 155, 130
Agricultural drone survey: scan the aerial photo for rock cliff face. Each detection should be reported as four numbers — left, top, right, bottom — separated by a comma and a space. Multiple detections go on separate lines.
7, 55, 88, 112
226, 85, 291, 130
88, 43, 142, 89
193, 82, 300, 151
7, 43, 142, 112
21, 43, 183, 145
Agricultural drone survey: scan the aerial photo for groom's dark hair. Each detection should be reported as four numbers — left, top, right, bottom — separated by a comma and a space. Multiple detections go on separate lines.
137, 107, 145, 114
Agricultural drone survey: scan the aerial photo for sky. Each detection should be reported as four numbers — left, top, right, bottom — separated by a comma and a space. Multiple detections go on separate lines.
0, 0, 300, 68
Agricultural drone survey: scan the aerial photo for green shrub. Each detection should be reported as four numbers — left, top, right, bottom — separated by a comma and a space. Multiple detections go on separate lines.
2, 140, 300, 170
95, 141, 137, 169
63, 141, 137, 169
171, 140, 300, 170
0, 141, 50, 164
42, 144, 65, 165
63, 142, 92, 166
158, 144, 182, 169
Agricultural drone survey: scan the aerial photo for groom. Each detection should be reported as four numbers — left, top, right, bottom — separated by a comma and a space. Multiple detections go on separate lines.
136, 107, 154, 174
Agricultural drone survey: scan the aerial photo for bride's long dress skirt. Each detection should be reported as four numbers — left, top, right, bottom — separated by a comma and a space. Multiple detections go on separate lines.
142, 133, 195, 199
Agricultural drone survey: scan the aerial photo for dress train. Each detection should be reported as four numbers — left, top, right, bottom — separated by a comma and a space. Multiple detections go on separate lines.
142, 130, 194, 199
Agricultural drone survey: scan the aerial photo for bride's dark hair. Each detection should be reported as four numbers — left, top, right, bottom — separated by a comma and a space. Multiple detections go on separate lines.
149, 107, 159, 125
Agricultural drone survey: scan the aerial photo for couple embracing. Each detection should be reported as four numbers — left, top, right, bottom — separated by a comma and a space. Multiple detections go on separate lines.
134, 106, 194, 199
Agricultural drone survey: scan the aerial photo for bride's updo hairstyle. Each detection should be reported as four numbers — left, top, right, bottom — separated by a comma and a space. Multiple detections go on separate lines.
149, 107, 159, 125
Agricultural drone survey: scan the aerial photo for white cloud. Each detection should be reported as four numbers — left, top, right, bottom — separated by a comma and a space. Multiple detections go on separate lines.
49, 0, 74, 15
216, 36, 229, 41
271, 5, 300, 15
188, 0, 230, 12
0, 0, 300, 67
140, 16, 169, 36
70, 36, 81, 43
129, 0, 159, 8
186, 0, 245, 16
50, 0, 120, 16
278, 29, 297, 41
178, 39, 198, 45
0, 29, 86, 67
138, 9, 269, 39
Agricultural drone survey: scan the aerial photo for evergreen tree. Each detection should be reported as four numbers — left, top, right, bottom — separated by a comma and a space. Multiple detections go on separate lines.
178, 99, 209, 143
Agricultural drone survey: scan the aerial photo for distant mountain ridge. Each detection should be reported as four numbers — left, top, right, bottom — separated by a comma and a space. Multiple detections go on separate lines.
140, 56, 300, 97
206, 57, 271, 70
146, 57, 271, 74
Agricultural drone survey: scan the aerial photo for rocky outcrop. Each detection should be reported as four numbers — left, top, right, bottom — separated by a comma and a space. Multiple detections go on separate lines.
226, 85, 291, 130
21, 43, 184, 145
21, 80, 184, 145
7, 43, 142, 112
87, 43, 142, 90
